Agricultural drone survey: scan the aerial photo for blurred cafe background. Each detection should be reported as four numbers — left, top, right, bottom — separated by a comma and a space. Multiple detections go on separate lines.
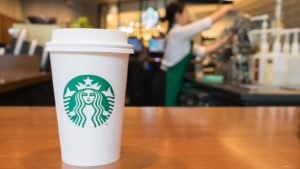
0, 0, 300, 106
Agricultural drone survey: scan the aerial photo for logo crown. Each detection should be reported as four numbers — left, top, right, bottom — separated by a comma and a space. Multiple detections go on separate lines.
76, 77, 101, 91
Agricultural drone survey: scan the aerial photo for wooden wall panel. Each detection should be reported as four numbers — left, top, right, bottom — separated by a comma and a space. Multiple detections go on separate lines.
0, 14, 20, 44
236, 0, 300, 28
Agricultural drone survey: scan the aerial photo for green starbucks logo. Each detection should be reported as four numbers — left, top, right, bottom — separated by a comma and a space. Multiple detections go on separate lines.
63, 75, 115, 128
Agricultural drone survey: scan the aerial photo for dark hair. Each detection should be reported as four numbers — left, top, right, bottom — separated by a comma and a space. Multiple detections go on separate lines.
161, 2, 186, 32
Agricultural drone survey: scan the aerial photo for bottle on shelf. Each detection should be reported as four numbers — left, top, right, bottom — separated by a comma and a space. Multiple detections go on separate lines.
288, 29, 300, 85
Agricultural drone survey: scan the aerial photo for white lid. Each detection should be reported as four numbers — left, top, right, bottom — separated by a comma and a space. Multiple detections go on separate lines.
46, 28, 133, 54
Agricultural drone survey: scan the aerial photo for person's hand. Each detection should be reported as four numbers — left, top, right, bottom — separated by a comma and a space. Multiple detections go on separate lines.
210, 4, 236, 23
222, 5, 236, 14
224, 33, 234, 43
220, 33, 234, 45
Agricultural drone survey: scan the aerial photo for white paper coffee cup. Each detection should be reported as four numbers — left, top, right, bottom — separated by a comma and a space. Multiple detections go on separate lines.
46, 28, 133, 166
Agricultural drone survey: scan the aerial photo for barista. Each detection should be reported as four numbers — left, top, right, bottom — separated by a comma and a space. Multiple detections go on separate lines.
158, 2, 235, 106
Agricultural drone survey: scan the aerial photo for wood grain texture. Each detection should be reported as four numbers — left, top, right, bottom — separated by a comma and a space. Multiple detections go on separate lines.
0, 107, 299, 169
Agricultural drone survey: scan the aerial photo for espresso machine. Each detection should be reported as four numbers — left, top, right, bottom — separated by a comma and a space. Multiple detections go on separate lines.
215, 12, 258, 84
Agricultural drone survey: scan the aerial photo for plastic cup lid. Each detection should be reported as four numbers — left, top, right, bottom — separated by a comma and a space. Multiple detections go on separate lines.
46, 28, 133, 54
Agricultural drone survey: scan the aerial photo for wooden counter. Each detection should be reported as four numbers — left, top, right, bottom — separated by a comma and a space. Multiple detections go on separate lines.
0, 56, 51, 94
0, 56, 53, 105
185, 74, 300, 106
0, 107, 299, 169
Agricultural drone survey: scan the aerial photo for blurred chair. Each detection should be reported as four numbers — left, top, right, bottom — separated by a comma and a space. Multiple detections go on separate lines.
0, 42, 5, 56
28, 39, 38, 56
40, 49, 51, 72
5, 33, 43, 57
19, 41, 30, 55
28, 39, 43, 57
0, 48, 5, 56
13, 29, 27, 55
34, 45, 44, 57
4, 38, 16, 54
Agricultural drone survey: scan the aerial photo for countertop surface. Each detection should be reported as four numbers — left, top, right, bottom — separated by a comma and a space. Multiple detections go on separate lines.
185, 74, 300, 106
0, 56, 51, 94
0, 107, 299, 169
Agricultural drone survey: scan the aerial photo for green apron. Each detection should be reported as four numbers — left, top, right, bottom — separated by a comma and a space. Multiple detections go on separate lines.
165, 43, 193, 106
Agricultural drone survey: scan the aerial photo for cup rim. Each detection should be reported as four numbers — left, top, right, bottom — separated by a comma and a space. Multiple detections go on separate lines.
46, 28, 133, 54
46, 41, 133, 54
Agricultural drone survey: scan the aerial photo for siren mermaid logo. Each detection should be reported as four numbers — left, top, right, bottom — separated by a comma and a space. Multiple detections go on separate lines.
63, 75, 115, 128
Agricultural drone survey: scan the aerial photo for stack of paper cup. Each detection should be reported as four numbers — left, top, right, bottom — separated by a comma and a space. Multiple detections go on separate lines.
46, 28, 133, 166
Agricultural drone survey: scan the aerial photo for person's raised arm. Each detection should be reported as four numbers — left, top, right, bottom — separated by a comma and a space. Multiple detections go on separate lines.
193, 34, 233, 57
172, 17, 213, 41
203, 34, 233, 54
209, 5, 235, 23
173, 5, 235, 41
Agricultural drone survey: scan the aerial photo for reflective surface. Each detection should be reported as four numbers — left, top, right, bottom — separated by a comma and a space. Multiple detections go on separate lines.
0, 56, 51, 94
0, 107, 299, 169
